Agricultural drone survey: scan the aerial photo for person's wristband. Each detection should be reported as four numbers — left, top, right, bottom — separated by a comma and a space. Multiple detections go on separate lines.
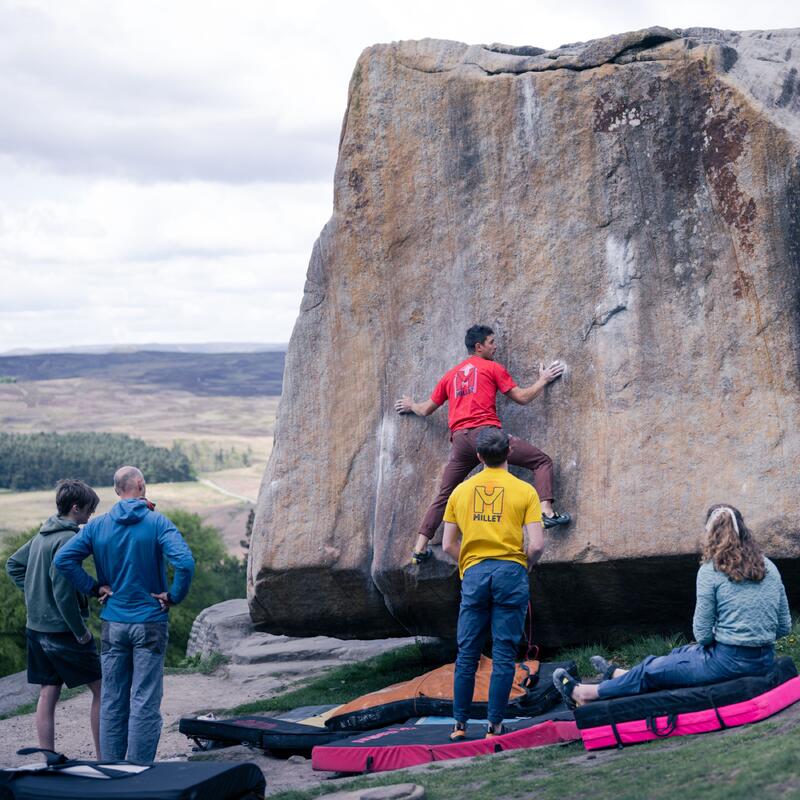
90, 582, 100, 598
166, 592, 174, 605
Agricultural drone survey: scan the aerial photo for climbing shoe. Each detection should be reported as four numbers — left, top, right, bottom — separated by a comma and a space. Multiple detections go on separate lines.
450, 721, 467, 741
543, 511, 571, 529
552, 667, 579, 710
590, 655, 618, 681
485, 722, 506, 739
411, 548, 433, 565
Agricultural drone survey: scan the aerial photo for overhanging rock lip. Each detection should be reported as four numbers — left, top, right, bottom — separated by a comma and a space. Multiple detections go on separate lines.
389, 27, 682, 76
473, 26, 681, 75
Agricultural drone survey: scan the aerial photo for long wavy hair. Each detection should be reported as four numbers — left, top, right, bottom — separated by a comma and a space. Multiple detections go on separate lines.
702, 504, 765, 582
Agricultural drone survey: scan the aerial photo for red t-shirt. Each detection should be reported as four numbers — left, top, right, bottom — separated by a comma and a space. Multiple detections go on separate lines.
430, 356, 517, 432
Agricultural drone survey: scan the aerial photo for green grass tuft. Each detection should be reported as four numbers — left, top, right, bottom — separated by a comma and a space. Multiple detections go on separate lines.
775, 619, 800, 663
557, 632, 689, 679
165, 651, 229, 676
227, 641, 448, 716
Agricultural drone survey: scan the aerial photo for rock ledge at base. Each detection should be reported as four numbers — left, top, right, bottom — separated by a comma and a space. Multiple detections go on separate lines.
188, 599, 429, 666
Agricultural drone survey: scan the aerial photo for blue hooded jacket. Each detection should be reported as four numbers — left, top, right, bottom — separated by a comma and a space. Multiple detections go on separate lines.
55, 499, 195, 624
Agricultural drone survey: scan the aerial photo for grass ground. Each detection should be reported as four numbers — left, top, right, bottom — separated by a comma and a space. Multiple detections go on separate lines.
0, 480, 234, 531
0, 471, 261, 554
271, 717, 800, 800
219, 623, 800, 800
0, 377, 278, 444
0, 376, 276, 553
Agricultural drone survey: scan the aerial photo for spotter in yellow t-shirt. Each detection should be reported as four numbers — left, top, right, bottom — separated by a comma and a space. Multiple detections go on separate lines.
443, 466, 542, 579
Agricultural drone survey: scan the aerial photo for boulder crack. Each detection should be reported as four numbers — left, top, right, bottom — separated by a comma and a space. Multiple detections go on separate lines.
581, 303, 628, 342
476, 54, 675, 77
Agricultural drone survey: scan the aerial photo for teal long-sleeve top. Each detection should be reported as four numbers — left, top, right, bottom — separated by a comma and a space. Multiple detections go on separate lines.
692, 558, 792, 647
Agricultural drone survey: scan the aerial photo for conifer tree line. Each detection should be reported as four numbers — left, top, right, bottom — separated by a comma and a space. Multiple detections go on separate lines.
0, 432, 195, 490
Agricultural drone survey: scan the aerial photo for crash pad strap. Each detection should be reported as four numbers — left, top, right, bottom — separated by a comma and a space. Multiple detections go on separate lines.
645, 714, 678, 737
706, 687, 727, 730
16, 748, 68, 767
605, 706, 624, 749
13, 750, 150, 780
525, 602, 540, 662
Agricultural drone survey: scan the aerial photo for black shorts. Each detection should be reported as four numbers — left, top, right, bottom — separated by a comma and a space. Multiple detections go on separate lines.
26, 628, 102, 688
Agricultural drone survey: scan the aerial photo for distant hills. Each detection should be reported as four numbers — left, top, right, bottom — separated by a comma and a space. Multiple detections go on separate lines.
0, 350, 285, 397
1, 342, 287, 356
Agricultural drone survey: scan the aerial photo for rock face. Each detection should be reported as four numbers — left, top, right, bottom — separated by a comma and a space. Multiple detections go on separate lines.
249, 27, 800, 644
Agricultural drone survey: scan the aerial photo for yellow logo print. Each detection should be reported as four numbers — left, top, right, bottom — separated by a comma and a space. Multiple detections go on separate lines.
473, 485, 504, 522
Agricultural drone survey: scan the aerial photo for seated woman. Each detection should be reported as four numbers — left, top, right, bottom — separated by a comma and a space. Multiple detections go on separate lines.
554, 504, 792, 707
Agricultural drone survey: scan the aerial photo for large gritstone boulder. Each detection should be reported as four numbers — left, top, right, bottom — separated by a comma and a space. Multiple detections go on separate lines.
248, 27, 800, 644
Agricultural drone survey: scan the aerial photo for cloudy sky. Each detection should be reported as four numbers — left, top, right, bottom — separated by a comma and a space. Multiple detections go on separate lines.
0, 1, 796, 352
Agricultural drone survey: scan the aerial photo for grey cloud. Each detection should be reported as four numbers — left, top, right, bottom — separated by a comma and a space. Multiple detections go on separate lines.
124, 244, 312, 263
0, 5, 234, 112
0, 102, 340, 183
0, 298, 70, 313
0, 5, 341, 183
124, 244, 263, 263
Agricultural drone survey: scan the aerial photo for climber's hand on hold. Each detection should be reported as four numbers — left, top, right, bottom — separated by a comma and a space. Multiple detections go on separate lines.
395, 395, 414, 414
538, 360, 564, 384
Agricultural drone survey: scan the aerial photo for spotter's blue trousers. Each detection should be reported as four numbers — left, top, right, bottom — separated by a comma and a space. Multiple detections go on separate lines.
453, 559, 529, 725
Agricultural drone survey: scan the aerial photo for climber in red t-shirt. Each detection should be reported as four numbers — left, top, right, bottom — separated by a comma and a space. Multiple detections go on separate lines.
395, 324, 571, 562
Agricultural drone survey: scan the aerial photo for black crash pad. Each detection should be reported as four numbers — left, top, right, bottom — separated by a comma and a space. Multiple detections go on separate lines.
0, 760, 265, 800
179, 714, 347, 753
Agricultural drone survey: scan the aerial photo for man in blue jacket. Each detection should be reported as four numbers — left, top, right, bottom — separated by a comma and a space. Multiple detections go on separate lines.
55, 465, 195, 763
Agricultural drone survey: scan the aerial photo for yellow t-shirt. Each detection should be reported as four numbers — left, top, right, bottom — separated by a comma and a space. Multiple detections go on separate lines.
443, 466, 542, 579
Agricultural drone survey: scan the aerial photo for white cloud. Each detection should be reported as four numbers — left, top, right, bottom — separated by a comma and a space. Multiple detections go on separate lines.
0, 166, 330, 347
0, 0, 797, 350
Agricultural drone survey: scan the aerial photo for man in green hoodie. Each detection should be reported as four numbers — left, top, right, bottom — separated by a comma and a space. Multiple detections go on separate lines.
6, 479, 107, 757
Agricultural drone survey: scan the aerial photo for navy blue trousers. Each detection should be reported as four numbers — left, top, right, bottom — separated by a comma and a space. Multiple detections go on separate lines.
597, 642, 776, 700
453, 559, 529, 724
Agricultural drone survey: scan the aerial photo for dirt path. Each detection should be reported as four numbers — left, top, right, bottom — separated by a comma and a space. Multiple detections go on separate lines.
199, 477, 256, 503
0, 666, 346, 794
0, 670, 264, 764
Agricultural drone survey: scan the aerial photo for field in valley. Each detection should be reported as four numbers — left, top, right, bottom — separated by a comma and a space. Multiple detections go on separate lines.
0, 351, 283, 554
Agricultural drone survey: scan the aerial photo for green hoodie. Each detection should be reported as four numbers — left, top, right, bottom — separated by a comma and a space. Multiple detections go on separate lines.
6, 515, 91, 639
